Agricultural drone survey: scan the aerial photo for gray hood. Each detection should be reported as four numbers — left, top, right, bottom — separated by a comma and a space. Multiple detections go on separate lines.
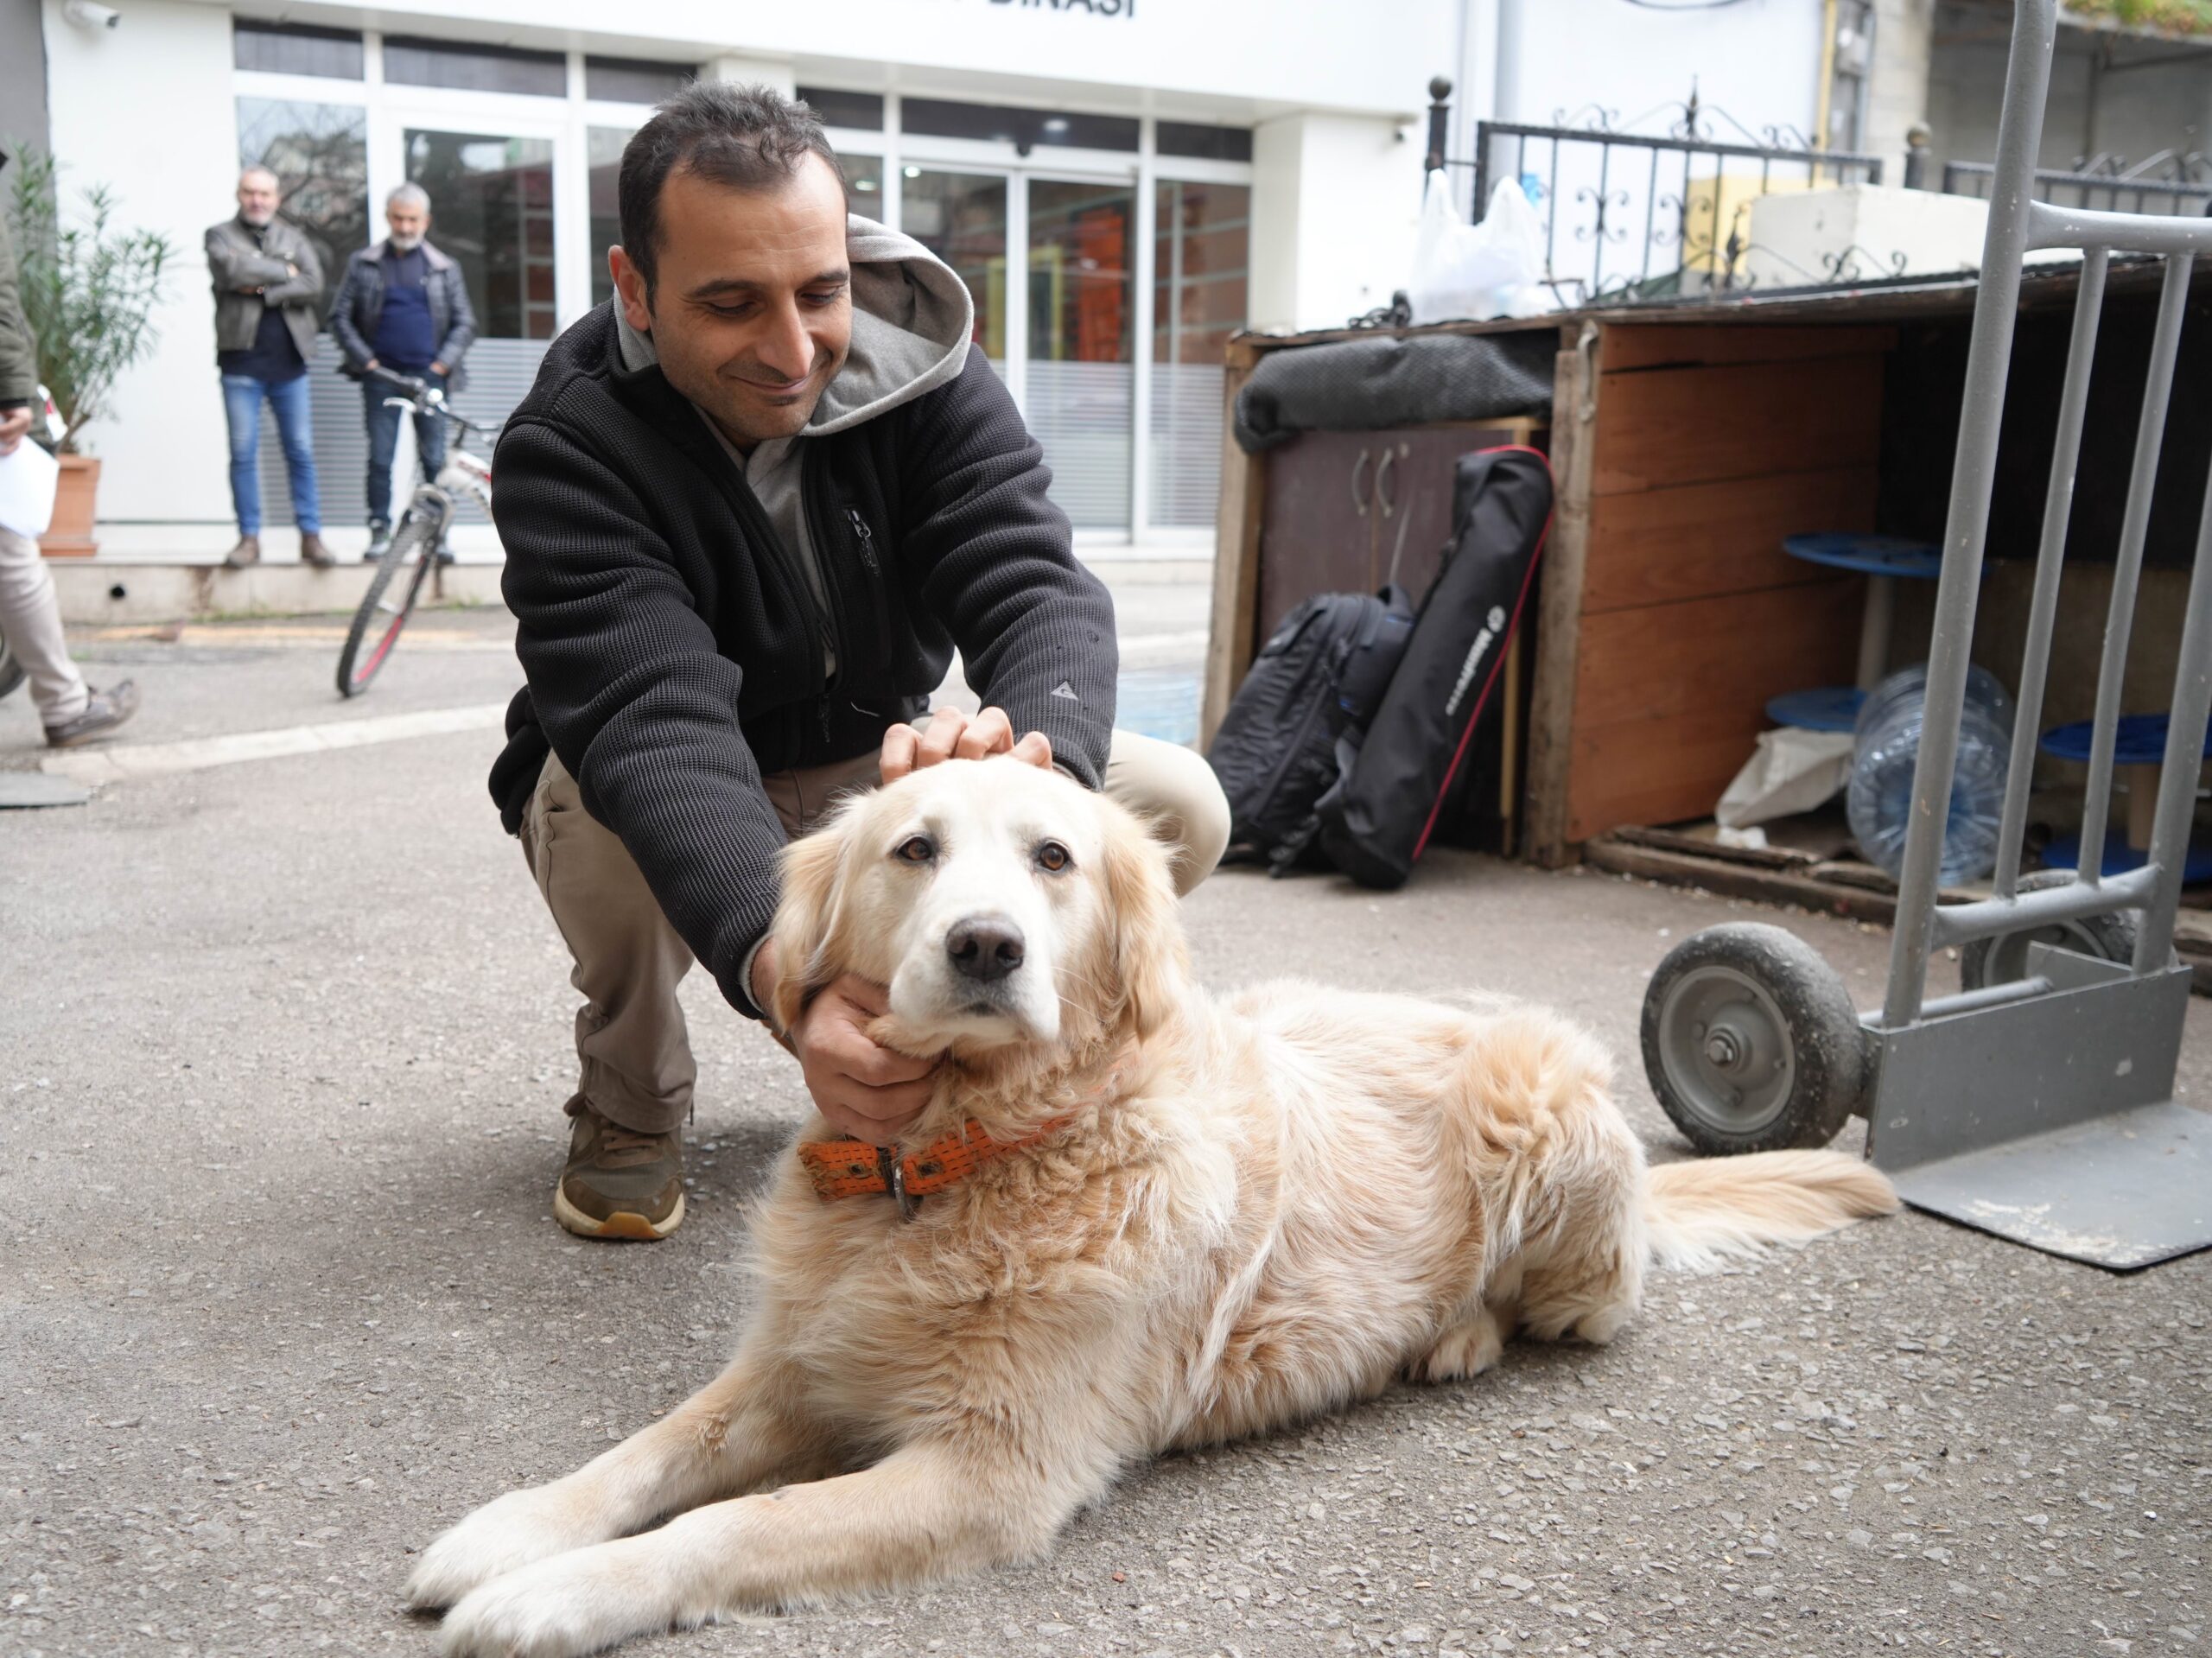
613, 212, 975, 433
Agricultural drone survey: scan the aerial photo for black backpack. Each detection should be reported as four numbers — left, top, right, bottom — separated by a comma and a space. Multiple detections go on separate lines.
1315, 448, 1552, 889
1208, 584, 1415, 872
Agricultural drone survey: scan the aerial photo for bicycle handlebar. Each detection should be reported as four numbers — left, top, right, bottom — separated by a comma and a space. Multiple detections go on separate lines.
365, 363, 496, 443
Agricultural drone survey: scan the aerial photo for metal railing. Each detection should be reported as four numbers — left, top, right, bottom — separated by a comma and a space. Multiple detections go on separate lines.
1941, 157, 2212, 217
1423, 78, 1885, 308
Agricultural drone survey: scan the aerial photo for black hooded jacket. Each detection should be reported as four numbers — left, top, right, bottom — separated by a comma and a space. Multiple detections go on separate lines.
486, 302, 1117, 1020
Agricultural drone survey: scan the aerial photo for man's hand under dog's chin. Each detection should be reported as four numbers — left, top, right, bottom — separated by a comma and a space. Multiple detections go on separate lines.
880, 705, 1052, 783
751, 944, 935, 1145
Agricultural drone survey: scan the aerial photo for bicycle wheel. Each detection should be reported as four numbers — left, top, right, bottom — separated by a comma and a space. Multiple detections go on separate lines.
336, 507, 441, 697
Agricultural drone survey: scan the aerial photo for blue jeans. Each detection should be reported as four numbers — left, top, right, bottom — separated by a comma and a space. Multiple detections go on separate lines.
221, 372, 320, 536
364, 371, 448, 531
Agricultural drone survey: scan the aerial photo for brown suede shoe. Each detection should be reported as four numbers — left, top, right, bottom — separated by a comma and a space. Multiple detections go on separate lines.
222, 535, 261, 569
554, 1103, 684, 1241
44, 680, 139, 748
299, 532, 335, 569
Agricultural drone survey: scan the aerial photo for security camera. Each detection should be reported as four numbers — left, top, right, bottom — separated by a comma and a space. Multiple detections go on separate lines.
65, 0, 121, 29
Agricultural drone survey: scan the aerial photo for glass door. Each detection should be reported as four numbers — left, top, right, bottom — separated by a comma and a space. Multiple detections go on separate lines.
899, 168, 1011, 374
1024, 175, 1135, 533
401, 126, 558, 340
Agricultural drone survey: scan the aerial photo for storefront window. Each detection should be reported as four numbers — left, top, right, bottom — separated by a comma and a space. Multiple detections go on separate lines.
584, 56, 693, 105
385, 38, 565, 98
232, 20, 363, 80
1150, 179, 1249, 530
236, 97, 369, 324
405, 130, 557, 340
899, 169, 1008, 365
1028, 178, 1134, 530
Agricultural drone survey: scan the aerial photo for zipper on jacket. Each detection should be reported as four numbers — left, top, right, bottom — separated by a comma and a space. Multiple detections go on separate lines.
799, 445, 853, 689
846, 506, 879, 575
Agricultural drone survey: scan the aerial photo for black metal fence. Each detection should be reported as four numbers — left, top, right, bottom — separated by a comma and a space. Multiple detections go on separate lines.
1424, 79, 1885, 308
1940, 159, 2212, 217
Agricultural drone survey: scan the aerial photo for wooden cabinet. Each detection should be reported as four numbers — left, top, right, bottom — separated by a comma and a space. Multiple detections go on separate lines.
1255, 423, 1541, 637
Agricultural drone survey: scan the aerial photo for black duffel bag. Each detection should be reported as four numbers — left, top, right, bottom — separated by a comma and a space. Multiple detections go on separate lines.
1208, 584, 1415, 872
1315, 447, 1552, 889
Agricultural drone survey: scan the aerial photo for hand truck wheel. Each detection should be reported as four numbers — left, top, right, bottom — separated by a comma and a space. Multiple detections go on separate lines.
1640, 923, 1865, 1156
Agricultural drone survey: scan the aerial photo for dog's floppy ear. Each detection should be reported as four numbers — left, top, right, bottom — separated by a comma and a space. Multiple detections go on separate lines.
766, 821, 850, 1037
1098, 800, 1189, 1041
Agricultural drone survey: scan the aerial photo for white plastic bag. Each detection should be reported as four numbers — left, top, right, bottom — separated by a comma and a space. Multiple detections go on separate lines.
1715, 727, 1855, 830
1408, 171, 1553, 324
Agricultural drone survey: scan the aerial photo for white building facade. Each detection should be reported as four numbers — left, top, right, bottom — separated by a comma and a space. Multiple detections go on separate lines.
13, 0, 1839, 558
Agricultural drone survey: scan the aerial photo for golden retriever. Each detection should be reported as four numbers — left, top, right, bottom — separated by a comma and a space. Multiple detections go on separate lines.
409, 756, 1896, 1656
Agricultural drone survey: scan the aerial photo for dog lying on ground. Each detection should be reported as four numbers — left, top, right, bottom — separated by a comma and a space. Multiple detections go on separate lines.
408, 756, 1897, 1656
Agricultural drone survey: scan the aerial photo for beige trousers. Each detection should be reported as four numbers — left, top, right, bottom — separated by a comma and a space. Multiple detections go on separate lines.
519, 733, 1230, 1134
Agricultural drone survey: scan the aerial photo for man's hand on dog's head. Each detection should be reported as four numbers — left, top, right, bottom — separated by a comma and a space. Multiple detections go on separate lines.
751, 944, 934, 1145
880, 706, 1051, 783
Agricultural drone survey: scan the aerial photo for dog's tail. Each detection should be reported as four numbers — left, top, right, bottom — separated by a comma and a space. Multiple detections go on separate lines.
1643, 1151, 1898, 1273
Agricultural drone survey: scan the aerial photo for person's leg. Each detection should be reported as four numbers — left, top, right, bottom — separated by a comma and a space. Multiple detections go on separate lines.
520, 750, 701, 1240
219, 373, 264, 537
0, 524, 89, 725
363, 381, 400, 543
1102, 731, 1231, 897
522, 751, 700, 1138
266, 372, 321, 535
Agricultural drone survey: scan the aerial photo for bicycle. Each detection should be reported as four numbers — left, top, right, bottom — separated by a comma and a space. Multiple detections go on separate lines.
335, 369, 496, 697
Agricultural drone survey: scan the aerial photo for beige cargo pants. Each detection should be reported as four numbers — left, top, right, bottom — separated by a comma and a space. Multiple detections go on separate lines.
518, 732, 1231, 1134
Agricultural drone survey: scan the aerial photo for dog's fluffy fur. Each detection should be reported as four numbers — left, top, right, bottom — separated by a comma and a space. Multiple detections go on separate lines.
411, 758, 1896, 1656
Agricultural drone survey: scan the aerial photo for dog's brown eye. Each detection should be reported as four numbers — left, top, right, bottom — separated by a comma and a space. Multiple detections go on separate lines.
1036, 841, 1071, 873
896, 835, 935, 865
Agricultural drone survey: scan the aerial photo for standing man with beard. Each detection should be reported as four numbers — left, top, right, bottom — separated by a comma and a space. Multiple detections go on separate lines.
329, 183, 477, 562
205, 167, 331, 569
487, 82, 1230, 1241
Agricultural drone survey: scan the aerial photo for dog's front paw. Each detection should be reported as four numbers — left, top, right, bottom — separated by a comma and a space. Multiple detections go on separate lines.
437, 1546, 666, 1658
407, 1484, 602, 1611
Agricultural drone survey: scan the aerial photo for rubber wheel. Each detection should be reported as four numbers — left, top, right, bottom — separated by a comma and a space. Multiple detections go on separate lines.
1640, 922, 1865, 1155
0, 628, 22, 701
1957, 868, 2153, 990
336, 511, 438, 697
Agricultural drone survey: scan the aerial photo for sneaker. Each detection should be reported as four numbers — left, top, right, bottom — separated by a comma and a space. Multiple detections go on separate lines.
365, 527, 391, 564
299, 532, 335, 569
44, 680, 140, 748
554, 1102, 684, 1241
222, 535, 261, 569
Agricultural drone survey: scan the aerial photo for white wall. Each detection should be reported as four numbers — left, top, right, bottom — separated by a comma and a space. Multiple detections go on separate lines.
1507, 0, 1824, 143
192, 0, 1457, 120
42, 0, 236, 526
1248, 111, 1422, 333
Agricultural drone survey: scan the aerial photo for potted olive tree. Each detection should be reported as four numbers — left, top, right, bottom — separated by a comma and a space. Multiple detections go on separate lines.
4, 146, 173, 555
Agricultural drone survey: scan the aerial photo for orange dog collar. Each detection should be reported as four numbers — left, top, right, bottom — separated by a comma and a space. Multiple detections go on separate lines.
798, 1046, 1141, 1218
799, 1118, 1075, 1218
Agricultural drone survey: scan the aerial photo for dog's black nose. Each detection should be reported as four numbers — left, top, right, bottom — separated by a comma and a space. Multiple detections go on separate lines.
947, 917, 1026, 983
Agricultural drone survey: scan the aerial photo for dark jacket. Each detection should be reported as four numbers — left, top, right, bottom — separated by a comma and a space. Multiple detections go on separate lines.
204, 215, 323, 365
486, 303, 1117, 1020
327, 239, 476, 391
0, 206, 34, 410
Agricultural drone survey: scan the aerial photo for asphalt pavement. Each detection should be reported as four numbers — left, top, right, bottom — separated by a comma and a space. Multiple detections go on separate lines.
3, 589, 2207, 1658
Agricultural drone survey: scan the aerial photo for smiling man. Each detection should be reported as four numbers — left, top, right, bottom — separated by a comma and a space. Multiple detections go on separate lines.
488, 82, 1229, 1241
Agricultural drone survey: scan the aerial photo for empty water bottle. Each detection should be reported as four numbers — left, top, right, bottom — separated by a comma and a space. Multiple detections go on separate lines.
1847, 663, 2013, 886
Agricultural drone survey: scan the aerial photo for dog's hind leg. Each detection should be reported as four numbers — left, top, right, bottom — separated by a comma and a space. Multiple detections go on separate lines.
407, 1345, 830, 1613
434, 1432, 1104, 1658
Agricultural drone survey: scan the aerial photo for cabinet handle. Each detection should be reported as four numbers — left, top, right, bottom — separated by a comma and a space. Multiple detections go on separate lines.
1376, 445, 1400, 518
1351, 448, 1371, 517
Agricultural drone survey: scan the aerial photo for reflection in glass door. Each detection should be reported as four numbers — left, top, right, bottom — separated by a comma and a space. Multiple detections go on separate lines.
404, 129, 556, 339
1027, 178, 1133, 531
899, 168, 1008, 369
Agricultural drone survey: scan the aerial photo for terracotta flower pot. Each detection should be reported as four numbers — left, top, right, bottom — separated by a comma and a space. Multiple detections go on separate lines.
39, 453, 100, 557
